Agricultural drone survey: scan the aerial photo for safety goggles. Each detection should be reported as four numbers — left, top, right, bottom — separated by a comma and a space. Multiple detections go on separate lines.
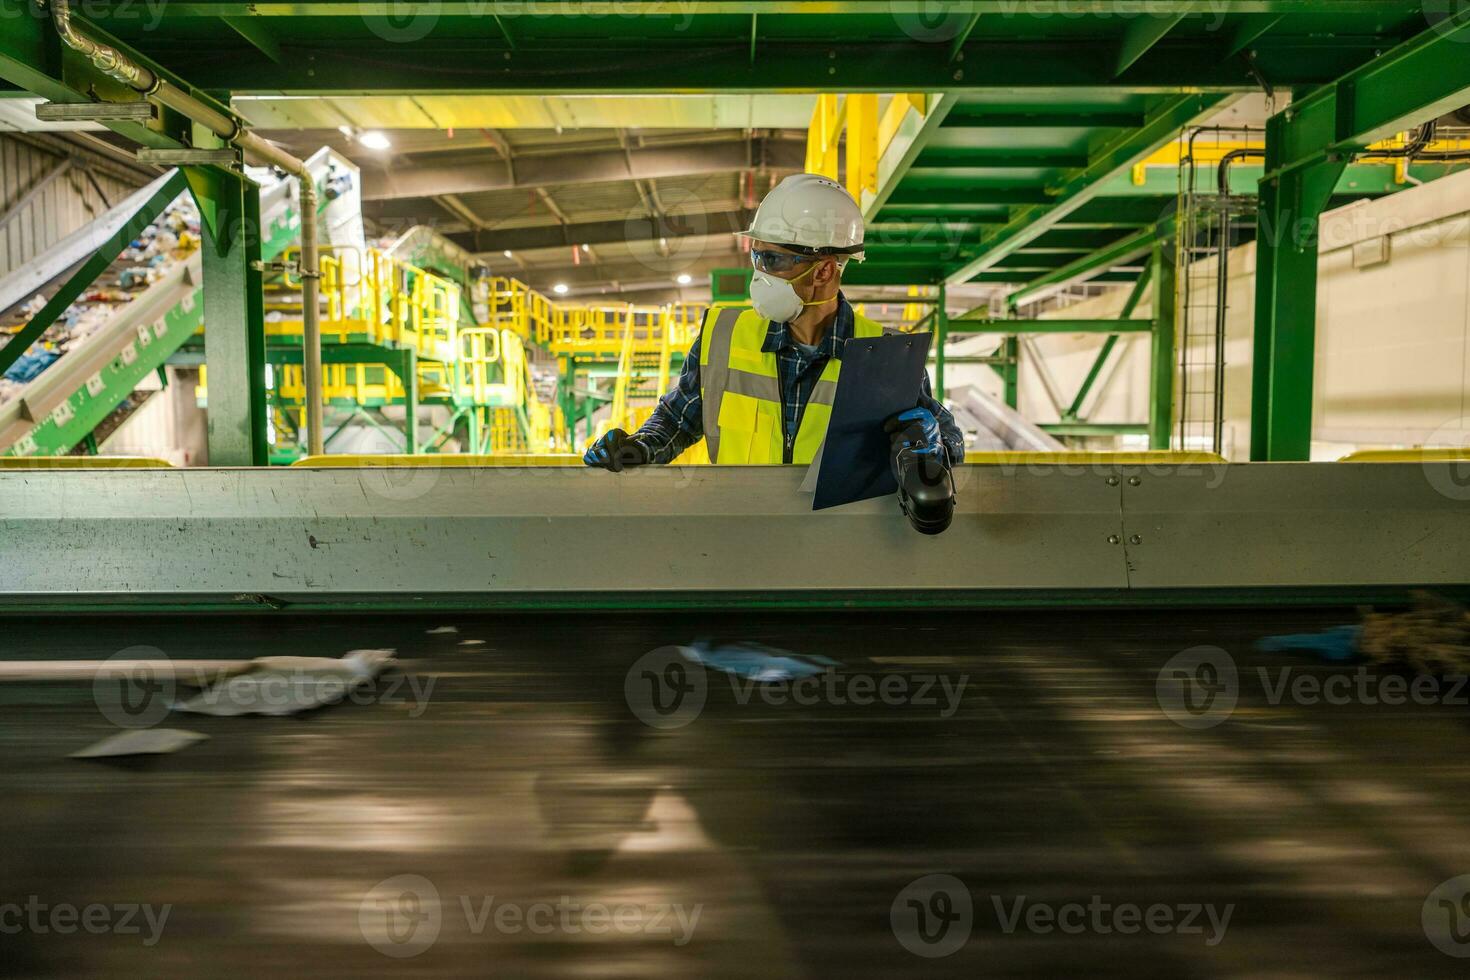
750, 248, 820, 276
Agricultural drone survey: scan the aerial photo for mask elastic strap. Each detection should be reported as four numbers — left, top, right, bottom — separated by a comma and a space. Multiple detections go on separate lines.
790, 258, 836, 308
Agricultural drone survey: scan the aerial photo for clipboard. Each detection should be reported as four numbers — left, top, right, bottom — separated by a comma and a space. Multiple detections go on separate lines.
810, 331, 932, 511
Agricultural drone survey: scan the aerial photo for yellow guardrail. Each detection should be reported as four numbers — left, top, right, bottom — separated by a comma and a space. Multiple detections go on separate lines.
291, 453, 583, 467
807, 93, 927, 202
966, 451, 1228, 465
213, 256, 704, 456
1340, 448, 1470, 463
0, 456, 175, 468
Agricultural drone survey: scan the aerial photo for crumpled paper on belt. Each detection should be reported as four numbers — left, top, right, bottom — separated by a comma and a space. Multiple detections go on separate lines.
171, 649, 397, 717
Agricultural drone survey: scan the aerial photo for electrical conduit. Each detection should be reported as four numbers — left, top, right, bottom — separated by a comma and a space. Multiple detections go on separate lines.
50, 0, 324, 454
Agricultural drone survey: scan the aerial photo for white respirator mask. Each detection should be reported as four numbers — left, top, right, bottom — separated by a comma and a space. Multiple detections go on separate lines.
748, 260, 829, 324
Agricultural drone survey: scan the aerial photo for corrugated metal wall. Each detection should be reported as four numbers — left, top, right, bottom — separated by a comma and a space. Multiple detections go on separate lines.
0, 135, 141, 280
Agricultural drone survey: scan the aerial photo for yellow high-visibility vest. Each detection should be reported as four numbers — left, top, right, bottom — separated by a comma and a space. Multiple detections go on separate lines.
698, 305, 887, 464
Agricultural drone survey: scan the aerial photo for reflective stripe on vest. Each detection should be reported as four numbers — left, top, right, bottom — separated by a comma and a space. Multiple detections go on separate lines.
699, 306, 887, 465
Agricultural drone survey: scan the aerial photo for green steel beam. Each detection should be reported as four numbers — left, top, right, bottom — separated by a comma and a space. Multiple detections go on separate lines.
0, 170, 190, 377
1250, 13, 1470, 461
143, 43, 1394, 95
934, 282, 948, 401
1064, 264, 1154, 421
222, 16, 284, 63
1148, 241, 1176, 449
1002, 336, 1018, 409
948, 319, 1153, 334
1007, 217, 1174, 308
942, 108, 1148, 129
948, 13, 983, 64
0, 0, 234, 150
945, 92, 1226, 285
886, 185, 1056, 206
912, 148, 1092, 169
1115, 12, 1188, 77
1268, 8, 1470, 178
1042, 422, 1149, 436
188, 165, 269, 466
1250, 142, 1346, 461
106, 2, 1452, 13
1097, 160, 1459, 197
1223, 13, 1286, 59
863, 92, 955, 221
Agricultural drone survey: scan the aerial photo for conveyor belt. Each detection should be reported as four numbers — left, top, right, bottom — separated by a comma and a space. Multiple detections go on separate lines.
3, 609, 1470, 976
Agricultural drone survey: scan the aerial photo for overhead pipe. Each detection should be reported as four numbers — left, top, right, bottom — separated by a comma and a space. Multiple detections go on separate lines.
49, 0, 324, 455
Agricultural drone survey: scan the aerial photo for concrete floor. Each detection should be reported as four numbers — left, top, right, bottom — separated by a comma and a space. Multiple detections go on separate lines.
3, 609, 1470, 977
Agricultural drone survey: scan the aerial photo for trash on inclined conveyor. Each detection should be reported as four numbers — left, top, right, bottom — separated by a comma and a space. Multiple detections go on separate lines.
171, 649, 397, 717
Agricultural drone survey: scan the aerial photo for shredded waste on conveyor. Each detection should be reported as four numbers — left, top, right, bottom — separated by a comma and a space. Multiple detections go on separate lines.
0, 194, 200, 407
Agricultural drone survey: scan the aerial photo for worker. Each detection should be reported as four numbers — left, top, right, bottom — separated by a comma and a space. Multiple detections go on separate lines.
584, 173, 964, 481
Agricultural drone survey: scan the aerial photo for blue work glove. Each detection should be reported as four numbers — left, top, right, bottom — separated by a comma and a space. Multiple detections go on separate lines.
883, 407, 946, 462
583, 428, 649, 472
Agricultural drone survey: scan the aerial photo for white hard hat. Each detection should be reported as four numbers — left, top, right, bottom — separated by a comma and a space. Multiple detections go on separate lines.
740, 173, 865, 261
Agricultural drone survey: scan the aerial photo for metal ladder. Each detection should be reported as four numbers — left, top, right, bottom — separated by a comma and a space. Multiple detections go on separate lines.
1175, 127, 1262, 455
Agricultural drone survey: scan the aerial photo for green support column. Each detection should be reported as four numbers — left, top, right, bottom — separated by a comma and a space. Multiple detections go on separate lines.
1250, 129, 1347, 460
1002, 336, 1019, 409
399, 348, 419, 454
934, 282, 948, 402
186, 165, 267, 466
1148, 241, 1177, 450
